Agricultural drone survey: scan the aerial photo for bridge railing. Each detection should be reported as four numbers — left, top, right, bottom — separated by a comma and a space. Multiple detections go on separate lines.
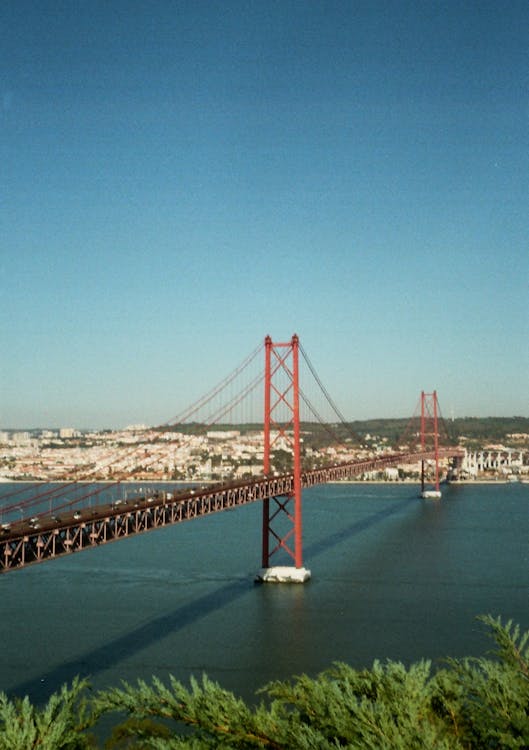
0, 448, 464, 574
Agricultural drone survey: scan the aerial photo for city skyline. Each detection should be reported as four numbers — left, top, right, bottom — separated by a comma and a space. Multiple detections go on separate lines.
2, 1, 528, 428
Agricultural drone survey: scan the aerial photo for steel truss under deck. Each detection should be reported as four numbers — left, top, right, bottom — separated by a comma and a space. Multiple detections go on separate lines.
0, 447, 462, 574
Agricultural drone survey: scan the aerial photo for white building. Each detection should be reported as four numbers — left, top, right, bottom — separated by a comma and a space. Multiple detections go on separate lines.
462, 448, 524, 476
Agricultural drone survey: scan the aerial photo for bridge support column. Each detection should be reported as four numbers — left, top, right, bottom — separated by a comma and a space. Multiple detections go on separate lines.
419, 390, 442, 499
257, 334, 311, 583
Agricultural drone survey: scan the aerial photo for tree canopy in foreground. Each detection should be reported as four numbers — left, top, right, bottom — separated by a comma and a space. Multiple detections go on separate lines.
0, 615, 528, 749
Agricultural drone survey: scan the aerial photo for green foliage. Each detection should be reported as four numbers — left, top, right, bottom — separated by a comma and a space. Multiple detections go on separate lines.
344, 416, 529, 447
448, 417, 529, 445
433, 615, 529, 749
93, 616, 529, 748
262, 659, 456, 749
3, 616, 529, 748
104, 717, 172, 748
0, 677, 95, 749
93, 674, 276, 748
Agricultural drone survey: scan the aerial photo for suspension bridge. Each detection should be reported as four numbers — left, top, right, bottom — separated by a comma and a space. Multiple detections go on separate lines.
0, 335, 464, 578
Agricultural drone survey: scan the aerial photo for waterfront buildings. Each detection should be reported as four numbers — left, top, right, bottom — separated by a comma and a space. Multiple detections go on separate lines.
0, 428, 527, 483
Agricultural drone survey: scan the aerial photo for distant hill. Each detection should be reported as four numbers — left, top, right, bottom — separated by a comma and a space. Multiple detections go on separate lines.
344, 417, 529, 447
198, 417, 529, 448
440, 416, 529, 445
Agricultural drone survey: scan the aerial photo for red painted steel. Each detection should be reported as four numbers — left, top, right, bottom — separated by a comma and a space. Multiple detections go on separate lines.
420, 391, 441, 492
262, 335, 272, 566
433, 391, 440, 491
292, 335, 302, 568
0, 333, 462, 574
0, 447, 464, 574
420, 390, 426, 492
261, 334, 304, 569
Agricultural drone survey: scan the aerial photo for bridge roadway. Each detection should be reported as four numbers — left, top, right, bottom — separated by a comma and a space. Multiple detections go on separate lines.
0, 448, 462, 573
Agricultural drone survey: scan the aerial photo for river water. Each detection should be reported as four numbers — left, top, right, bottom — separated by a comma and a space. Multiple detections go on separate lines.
0, 481, 527, 710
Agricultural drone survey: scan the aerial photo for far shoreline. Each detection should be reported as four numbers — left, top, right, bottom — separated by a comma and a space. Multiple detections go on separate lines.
1, 478, 526, 486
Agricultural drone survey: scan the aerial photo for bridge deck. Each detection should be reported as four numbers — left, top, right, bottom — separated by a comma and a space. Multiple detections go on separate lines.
0, 449, 462, 573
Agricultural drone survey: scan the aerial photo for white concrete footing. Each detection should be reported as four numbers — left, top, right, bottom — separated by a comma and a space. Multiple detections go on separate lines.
255, 566, 311, 583
421, 490, 442, 499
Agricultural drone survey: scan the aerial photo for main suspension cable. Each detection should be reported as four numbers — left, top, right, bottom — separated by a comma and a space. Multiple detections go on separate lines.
299, 343, 362, 444
0, 341, 264, 513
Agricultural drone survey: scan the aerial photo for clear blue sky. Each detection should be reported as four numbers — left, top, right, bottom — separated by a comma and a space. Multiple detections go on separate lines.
1, 1, 527, 428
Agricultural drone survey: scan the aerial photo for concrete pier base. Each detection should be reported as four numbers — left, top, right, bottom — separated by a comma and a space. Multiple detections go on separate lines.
421, 490, 442, 499
255, 566, 311, 583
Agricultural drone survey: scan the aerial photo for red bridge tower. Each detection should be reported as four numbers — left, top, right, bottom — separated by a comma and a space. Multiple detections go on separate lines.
420, 390, 442, 499
257, 334, 311, 583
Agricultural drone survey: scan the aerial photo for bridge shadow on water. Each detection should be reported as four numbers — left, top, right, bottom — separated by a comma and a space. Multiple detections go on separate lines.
12, 495, 415, 703
12, 578, 250, 703
304, 495, 416, 560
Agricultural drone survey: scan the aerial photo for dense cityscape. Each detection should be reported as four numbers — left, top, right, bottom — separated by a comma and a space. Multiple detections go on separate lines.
1, 424, 527, 483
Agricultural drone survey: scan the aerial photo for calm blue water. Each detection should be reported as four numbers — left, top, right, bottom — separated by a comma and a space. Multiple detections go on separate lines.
0, 481, 527, 709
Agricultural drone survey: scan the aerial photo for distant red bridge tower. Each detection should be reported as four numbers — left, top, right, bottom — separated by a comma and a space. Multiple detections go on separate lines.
257, 334, 310, 583
420, 390, 442, 499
